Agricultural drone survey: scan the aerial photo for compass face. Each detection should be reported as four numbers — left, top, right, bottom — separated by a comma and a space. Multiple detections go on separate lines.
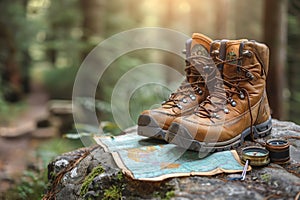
191, 44, 209, 56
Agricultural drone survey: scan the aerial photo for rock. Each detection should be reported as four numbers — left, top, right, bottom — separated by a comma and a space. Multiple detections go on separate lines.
43, 120, 300, 200
0, 121, 35, 137
55, 184, 81, 200
48, 100, 75, 134
171, 177, 264, 200
31, 127, 58, 138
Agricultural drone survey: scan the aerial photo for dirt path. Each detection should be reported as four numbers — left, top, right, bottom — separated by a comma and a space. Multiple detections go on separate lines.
0, 84, 51, 193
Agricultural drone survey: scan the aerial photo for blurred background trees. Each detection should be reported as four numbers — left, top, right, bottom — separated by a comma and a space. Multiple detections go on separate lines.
287, 0, 300, 124
0, 0, 299, 125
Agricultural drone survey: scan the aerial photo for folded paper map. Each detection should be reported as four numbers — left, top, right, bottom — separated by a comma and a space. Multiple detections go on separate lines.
94, 133, 250, 181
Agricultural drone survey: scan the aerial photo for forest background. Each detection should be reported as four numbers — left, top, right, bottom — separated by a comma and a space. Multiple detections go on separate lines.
0, 0, 299, 126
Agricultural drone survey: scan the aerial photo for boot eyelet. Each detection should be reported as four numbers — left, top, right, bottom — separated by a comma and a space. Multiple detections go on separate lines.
211, 50, 219, 57
189, 94, 196, 101
246, 72, 254, 80
239, 92, 245, 99
231, 101, 237, 107
211, 112, 220, 119
177, 104, 183, 110
182, 99, 187, 103
198, 89, 203, 95
224, 108, 229, 114
242, 50, 252, 58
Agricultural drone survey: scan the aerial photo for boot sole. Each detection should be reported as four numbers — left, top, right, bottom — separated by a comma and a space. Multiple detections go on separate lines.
166, 117, 272, 152
137, 115, 167, 140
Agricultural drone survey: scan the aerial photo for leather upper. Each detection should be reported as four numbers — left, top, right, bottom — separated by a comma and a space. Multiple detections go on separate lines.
172, 40, 271, 142
140, 33, 213, 129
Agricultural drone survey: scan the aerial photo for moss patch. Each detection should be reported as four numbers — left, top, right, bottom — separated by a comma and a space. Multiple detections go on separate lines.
103, 185, 122, 200
164, 190, 175, 200
80, 165, 105, 196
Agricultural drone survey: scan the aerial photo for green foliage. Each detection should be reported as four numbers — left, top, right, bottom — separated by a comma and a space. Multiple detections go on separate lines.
116, 171, 124, 181
42, 66, 78, 99
164, 190, 175, 200
97, 53, 170, 125
97, 55, 144, 102
74, 123, 100, 134
0, 93, 26, 125
287, 13, 300, 123
47, 0, 81, 28
0, 0, 37, 98
152, 187, 175, 200
103, 185, 123, 200
44, 0, 84, 68
260, 173, 272, 183
4, 170, 47, 200
80, 165, 105, 197
129, 83, 170, 124
100, 121, 122, 136
0, 0, 36, 53
4, 138, 82, 200
76, 98, 112, 114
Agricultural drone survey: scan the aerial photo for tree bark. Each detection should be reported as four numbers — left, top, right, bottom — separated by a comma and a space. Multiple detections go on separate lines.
263, 0, 288, 120
80, 0, 105, 58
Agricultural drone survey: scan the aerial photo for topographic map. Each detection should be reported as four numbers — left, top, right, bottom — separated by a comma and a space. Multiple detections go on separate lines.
94, 133, 249, 181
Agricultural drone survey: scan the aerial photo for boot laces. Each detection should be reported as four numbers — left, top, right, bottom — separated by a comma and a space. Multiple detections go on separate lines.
195, 51, 256, 138
162, 54, 216, 110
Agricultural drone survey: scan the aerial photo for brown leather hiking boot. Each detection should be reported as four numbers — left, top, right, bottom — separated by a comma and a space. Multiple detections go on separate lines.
166, 39, 272, 151
137, 33, 214, 139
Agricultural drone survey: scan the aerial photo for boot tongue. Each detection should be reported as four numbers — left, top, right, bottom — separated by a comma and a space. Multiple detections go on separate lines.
222, 40, 247, 80
190, 33, 212, 56
212, 41, 242, 101
187, 33, 213, 83
201, 40, 242, 114
209, 40, 246, 111
161, 34, 212, 111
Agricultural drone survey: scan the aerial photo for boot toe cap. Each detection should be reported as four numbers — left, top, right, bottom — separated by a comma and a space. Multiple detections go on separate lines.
138, 109, 176, 129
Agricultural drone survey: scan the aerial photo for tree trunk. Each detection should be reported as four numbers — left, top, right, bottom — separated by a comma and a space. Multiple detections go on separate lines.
263, 0, 288, 120
21, 0, 31, 93
80, 0, 105, 58
234, 0, 263, 40
214, 0, 230, 38
287, 0, 300, 123
0, 21, 22, 102
80, 0, 104, 40
161, 0, 185, 84
79, 0, 105, 123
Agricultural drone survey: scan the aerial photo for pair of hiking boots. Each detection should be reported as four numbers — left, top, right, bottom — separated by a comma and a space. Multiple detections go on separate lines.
138, 33, 272, 152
